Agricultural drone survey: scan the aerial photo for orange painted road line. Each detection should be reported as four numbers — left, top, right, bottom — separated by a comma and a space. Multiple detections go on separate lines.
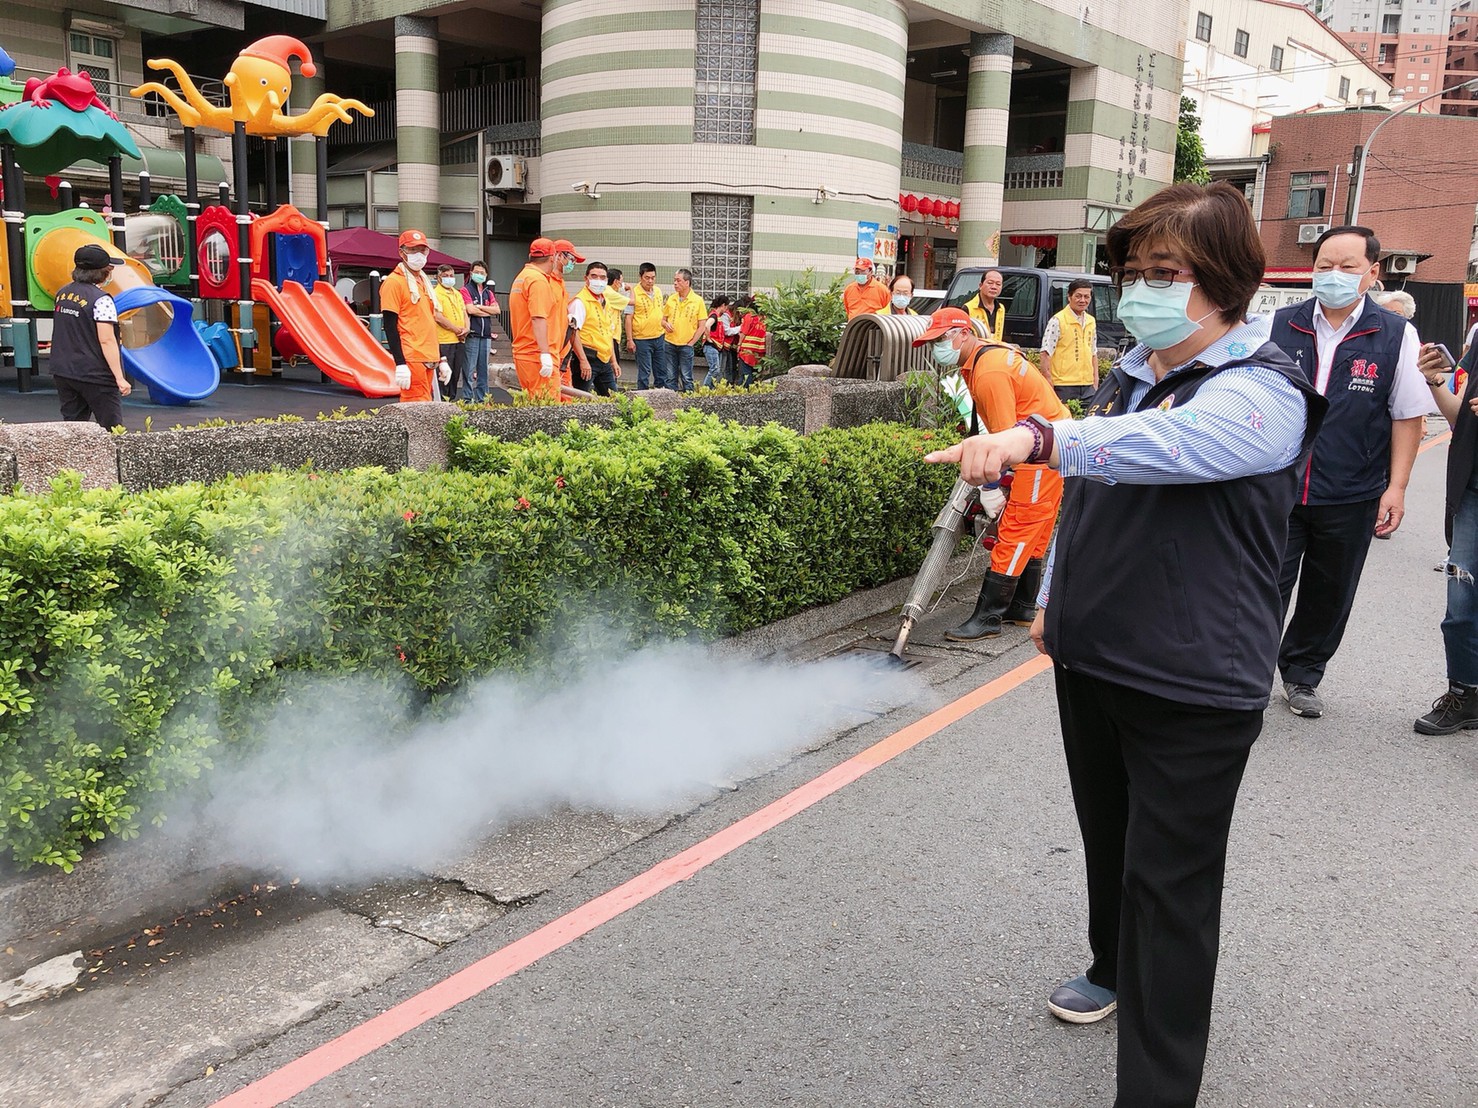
211, 651, 1054, 1108
1419, 430, 1452, 455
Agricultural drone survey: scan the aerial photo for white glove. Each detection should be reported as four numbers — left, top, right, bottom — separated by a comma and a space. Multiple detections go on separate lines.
438, 359, 452, 385
394, 364, 411, 391
978, 486, 1007, 522
539, 352, 555, 378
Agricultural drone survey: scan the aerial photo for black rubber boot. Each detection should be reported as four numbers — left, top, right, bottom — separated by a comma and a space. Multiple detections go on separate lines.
945, 571, 1020, 641
1002, 557, 1043, 625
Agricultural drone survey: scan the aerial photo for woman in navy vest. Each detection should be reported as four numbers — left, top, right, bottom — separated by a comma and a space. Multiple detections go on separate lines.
925, 182, 1326, 1107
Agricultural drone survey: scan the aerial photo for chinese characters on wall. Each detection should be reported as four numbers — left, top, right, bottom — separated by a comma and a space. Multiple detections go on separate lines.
1117, 52, 1157, 206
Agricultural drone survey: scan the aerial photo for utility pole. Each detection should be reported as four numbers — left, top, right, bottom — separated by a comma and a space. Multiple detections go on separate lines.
1348, 78, 1478, 224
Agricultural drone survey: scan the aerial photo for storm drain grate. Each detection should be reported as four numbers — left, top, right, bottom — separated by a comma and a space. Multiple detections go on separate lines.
832, 644, 938, 672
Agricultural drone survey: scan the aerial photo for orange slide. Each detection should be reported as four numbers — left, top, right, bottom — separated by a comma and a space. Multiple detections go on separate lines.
251, 278, 400, 397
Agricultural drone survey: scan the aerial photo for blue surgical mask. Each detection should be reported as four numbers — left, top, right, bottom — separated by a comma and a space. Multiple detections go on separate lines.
471, 272, 486, 285
932, 337, 961, 367
1312, 269, 1364, 310
439, 276, 456, 288
892, 294, 911, 311
563, 260, 575, 275
1116, 279, 1213, 350
854, 272, 869, 285
588, 279, 607, 294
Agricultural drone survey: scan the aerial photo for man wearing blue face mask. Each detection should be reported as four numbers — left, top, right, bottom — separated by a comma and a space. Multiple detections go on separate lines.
843, 257, 889, 318
1269, 226, 1434, 720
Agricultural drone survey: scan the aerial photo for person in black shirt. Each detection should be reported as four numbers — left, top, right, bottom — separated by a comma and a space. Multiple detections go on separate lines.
51, 243, 132, 428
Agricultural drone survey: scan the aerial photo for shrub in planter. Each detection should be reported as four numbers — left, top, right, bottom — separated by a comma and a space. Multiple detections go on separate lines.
1, 411, 956, 869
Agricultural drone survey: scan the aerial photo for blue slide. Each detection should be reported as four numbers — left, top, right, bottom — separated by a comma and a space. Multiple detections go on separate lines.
112, 285, 221, 405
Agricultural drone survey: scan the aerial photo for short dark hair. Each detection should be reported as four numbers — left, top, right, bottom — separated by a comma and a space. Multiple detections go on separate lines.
1067, 278, 1093, 295
674, 267, 693, 281
889, 273, 913, 292
980, 269, 1002, 285
437, 264, 455, 276
711, 294, 731, 307
1105, 181, 1264, 324
639, 262, 656, 276
1314, 225, 1380, 264
585, 261, 607, 276
607, 267, 622, 282
471, 259, 488, 271
71, 266, 111, 285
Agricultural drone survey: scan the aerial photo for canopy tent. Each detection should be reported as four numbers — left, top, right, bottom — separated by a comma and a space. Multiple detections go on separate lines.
326, 227, 470, 275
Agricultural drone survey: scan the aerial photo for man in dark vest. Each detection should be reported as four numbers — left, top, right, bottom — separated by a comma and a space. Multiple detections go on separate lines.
925, 182, 1326, 1107
1270, 226, 1434, 719
51, 242, 132, 428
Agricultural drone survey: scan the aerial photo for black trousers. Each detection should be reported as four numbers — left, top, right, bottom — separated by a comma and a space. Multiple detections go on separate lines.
56, 375, 124, 429
580, 346, 618, 396
1277, 498, 1381, 688
1055, 667, 1261, 1108
439, 342, 466, 401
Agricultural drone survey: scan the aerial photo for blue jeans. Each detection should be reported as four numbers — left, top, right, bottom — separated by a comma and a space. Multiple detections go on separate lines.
462, 332, 490, 401
701, 343, 724, 387
634, 336, 663, 390
664, 341, 694, 392
1443, 484, 1478, 685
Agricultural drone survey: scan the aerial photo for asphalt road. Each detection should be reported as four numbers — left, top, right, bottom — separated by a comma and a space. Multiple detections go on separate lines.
0, 427, 1471, 1108
144, 429, 1473, 1108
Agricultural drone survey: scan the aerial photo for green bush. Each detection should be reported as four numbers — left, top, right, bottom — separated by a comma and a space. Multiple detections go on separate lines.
753, 269, 847, 376
0, 408, 956, 870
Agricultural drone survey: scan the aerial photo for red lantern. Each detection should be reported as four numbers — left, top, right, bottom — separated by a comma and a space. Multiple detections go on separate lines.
947, 201, 960, 219
901, 193, 918, 213
919, 197, 936, 217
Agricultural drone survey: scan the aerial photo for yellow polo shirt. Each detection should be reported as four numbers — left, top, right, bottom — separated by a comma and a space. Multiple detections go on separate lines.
433, 283, 467, 345
663, 289, 707, 346
575, 286, 615, 361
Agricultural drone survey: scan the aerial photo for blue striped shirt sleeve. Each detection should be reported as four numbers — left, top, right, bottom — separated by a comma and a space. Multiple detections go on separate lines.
1055, 365, 1310, 485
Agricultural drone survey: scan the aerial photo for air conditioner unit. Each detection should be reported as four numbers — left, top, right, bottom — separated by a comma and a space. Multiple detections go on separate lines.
485, 154, 527, 191
1297, 222, 1329, 245
1386, 253, 1419, 274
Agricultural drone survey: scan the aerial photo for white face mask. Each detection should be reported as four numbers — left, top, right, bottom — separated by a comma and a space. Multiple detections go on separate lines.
405, 251, 428, 272
588, 279, 607, 295
892, 293, 911, 311
439, 276, 455, 288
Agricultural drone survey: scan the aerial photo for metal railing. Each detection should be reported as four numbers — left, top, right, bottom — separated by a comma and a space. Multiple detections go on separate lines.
9, 65, 228, 130
331, 77, 540, 146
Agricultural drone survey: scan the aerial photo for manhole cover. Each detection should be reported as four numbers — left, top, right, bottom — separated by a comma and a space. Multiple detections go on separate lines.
832, 644, 937, 672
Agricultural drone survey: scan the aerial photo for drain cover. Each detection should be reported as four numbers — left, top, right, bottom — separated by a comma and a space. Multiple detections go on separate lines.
833, 644, 936, 672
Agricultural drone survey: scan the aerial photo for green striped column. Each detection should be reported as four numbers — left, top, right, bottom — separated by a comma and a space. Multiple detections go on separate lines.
958, 32, 1012, 268
393, 15, 440, 244
288, 72, 325, 215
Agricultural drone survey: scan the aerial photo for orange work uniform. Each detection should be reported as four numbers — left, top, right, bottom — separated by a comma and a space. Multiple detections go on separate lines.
843, 278, 890, 318
380, 265, 440, 402
961, 343, 1071, 576
509, 263, 565, 401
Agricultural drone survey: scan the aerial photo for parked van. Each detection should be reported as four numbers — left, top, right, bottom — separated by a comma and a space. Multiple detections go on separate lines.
943, 266, 1127, 352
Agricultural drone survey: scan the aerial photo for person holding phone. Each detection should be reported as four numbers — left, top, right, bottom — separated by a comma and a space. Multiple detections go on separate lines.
1413, 339, 1478, 734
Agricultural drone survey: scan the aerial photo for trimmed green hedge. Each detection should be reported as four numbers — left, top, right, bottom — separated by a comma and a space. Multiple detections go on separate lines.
0, 403, 956, 870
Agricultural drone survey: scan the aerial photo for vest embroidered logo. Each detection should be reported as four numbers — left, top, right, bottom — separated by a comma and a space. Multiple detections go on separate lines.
1348, 359, 1379, 393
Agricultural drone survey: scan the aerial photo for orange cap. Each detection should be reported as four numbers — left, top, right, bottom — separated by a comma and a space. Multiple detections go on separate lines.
912, 307, 974, 346
529, 237, 557, 258
553, 238, 586, 263
398, 229, 428, 249
854, 257, 874, 271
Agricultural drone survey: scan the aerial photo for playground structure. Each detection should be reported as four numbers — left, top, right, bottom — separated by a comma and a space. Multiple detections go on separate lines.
0, 35, 398, 403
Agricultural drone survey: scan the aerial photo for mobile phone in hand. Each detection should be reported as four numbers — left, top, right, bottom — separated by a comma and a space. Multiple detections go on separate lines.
1432, 343, 1456, 369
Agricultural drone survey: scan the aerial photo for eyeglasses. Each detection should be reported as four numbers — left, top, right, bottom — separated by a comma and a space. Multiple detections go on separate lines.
1108, 266, 1194, 290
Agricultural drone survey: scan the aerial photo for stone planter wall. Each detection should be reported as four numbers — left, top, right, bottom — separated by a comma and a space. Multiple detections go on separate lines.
2, 377, 914, 494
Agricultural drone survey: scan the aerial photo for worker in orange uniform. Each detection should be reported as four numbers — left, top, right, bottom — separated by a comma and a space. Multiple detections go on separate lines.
913, 306, 1069, 639
842, 257, 890, 318
509, 236, 586, 401
381, 229, 450, 402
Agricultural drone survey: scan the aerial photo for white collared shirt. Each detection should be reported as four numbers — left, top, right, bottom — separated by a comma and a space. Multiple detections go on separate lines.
1312, 295, 1433, 418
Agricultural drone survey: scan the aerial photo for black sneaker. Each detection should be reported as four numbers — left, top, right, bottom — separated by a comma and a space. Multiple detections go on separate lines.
1284, 682, 1324, 718
1414, 682, 1478, 735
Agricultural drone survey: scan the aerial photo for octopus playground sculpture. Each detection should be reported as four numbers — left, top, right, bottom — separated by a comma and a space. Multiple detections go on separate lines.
130, 34, 373, 137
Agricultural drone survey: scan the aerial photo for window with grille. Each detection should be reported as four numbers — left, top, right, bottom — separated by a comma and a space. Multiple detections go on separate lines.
66, 31, 118, 108
690, 193, 753, 297
1234, 29, 1250, 57
1196, 12, 1213, 41
1289, 172, 1328, 218
695, 0, 759, 145
1270, 45, 1285, 71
